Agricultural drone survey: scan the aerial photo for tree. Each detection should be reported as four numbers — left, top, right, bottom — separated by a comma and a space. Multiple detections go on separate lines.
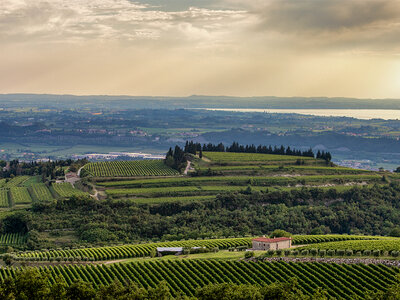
66, 280, 96, 300
270, 229, 291, 238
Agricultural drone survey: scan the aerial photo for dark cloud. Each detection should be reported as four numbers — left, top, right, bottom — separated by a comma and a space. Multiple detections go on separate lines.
257, 0, 400, 32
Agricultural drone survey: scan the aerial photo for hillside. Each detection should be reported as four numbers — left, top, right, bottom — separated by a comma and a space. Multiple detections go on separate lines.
1, 151, 400, 298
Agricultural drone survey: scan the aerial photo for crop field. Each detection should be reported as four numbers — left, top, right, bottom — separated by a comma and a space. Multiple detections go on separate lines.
119, 195, 216, 204
5, 176, 30, 187
83, 160, 179, 177
0, 179, 6, 188
300, 239, 400, 252
52, 183, 87, 198
203, 152, 316, 163
17, 235, 379, 261
30, 183, 54, 202
104, 186, 259, 197
99, 174, 381, 188
0, 261, 397, 298
0, 189, 9, 207
0, 233, 27, 245
21, 176, 41, 187
196, 165, 370, 175
9, 187, 32, 204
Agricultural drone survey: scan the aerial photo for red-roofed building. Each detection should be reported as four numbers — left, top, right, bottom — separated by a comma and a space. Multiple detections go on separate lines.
252, 237, 292, 250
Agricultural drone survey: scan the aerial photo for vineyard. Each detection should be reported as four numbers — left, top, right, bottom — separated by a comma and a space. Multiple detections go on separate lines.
130, 195, 216, 204
0, 189, 9, 207
203, 152, 316, 163
98, 174, 381, 188
300, 239, 400, 252
5, 176, 30, 187
0, 261, 398, 298
83, 160, 179, 177
52, 183, 87, 198
30, 183, 54, 202
0, 233, 27, 245
16, 235, 379, 261
10, 187, 32, 204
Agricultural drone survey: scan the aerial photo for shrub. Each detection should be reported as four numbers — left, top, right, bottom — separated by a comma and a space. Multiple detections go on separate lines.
327, 249, 335, 256
291, 250, 299, 256
373, 250, 380, 257
301, 250, 309, 256
363, 250, 371, 256
284, 250, 291, 256
337, 250, 345, 256
392, 251, 399, 258
267, 250, 275, 257
319, 250, 326, 257
275, 250, 283, 256
310, 248, 318, 256
244, 251, 255, 259
345, 250, 353, 256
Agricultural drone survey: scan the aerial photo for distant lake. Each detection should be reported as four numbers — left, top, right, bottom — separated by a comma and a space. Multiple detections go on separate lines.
199, 108, 400, 120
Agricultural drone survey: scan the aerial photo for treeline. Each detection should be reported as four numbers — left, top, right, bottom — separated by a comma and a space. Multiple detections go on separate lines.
16, 183, 400, 249
0, 159, 88, 180
183, 141, 332, 160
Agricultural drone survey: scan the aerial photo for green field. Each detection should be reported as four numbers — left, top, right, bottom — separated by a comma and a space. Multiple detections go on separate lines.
300, 239, 400, 252
117, 195, 216, 204
0, 179, 6, 188
5, 176, 30, 187
9, 187, 32, 204
30, 183, 54, 202
0, 189, 9, 207
1, 260, 397, 298
52, 183, 87, 198
99, 174, 381, 188
83, 160, 179, 177
203, 151, 316, 163
0, 233, 27, 245
17, 235, 380, 261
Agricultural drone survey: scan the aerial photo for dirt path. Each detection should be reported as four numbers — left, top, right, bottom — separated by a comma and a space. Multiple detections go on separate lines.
184, 161, 191, 175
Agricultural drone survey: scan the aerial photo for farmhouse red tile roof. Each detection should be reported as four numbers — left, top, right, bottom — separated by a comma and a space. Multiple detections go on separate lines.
252, 237, 292, 243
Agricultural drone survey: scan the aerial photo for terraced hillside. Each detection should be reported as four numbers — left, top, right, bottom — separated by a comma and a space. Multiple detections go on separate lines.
0, 175, 88, 208
94, 152, 393, 204
16, 235, 380, 261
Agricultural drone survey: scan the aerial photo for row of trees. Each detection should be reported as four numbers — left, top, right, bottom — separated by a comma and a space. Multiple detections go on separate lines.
0, 159, 88, 179
182, 141, 331, 160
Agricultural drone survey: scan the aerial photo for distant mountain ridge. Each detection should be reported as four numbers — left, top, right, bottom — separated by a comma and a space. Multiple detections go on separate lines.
1, 94, 400, 109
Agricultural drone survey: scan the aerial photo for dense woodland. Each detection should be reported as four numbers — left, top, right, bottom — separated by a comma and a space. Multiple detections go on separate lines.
3, 183, 398, 249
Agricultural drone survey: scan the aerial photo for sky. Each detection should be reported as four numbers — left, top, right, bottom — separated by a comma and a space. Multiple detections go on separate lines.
1, 0, 400, 98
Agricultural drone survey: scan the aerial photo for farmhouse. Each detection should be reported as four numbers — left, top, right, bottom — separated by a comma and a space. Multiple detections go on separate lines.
252, 237, 292, 250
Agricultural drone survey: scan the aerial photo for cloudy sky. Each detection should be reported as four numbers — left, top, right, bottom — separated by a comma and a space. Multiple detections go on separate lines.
1, 0, 400, 98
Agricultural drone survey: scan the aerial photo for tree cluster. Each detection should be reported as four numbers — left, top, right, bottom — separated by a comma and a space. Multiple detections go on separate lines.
0, 159, 89, 180
181, 141, 320, 159
316, 151, 332, 162
164, 146, 187, 171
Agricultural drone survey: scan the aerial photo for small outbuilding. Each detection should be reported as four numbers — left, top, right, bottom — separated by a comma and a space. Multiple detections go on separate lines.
156, 247, 183, 256
252, 237, 292, 251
